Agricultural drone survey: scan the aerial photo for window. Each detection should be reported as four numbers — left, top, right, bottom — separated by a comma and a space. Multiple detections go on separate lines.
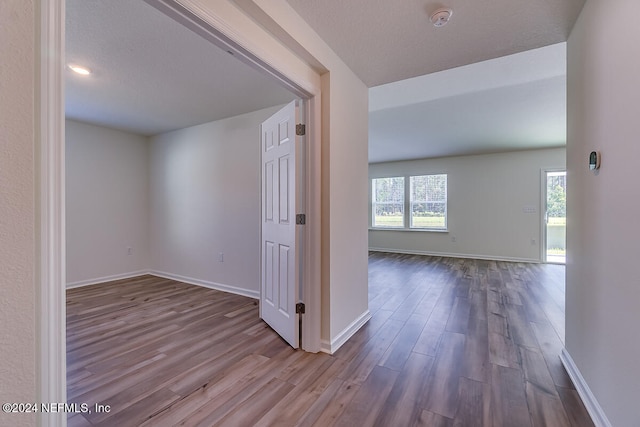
372, 177, 404, 228
410, 174, 447, 229
371, 174, 447, 231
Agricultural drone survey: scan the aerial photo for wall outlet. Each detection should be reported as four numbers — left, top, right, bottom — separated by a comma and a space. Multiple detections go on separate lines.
530, 239, 536, 245
451, 235, 456, 243
218, 252, 224, 262
127, 247, 133, 256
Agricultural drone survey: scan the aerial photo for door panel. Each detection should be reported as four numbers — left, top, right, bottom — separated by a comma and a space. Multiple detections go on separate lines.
265, 161, 274, 222
279, 157, 290, 224
261, 100, 299, 348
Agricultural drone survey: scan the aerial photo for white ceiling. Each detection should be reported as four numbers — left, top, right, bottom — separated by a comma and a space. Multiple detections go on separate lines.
65, 0, 295, 136
369, 43, 567, 163
285, 0, 585, 87
66, 0, 580, 163
283, 0, 579, 162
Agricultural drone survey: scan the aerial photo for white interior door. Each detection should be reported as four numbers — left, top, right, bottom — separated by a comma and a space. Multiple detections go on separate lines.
261, 100, 300, 348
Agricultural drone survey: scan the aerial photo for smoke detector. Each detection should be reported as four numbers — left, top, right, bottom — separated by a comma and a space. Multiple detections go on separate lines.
430, 8, 453, 27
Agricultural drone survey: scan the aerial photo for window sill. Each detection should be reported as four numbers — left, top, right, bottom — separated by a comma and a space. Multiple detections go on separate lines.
369, 228, 449, 233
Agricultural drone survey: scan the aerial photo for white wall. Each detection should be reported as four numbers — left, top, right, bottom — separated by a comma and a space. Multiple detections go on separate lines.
149, 106, 282, 297
0, 2, 36, 425
369, 148, 565, 262
66, 120, 150, 286
324, 69, 369, 347
567, 2, 640, 426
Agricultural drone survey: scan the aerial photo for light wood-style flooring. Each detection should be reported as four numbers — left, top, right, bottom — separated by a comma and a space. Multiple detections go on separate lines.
67, 253, 593, 426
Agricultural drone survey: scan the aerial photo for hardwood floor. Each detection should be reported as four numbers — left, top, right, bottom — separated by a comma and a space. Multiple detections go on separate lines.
66, 253, 593, 426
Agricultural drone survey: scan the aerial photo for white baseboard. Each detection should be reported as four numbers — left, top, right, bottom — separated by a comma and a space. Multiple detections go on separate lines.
66, 270, 151, 289
560, 348, 611, 427
320, 310, 371, 354
368, 247, 540, 264
150, 270, 260, 300
67, 270, 259, 300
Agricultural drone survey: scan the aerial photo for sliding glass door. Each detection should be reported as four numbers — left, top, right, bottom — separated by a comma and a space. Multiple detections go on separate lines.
545, 171, 566, 264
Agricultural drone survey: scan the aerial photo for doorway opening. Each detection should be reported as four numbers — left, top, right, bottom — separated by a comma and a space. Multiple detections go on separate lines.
544, 170, 567, 264
40, 0, 322, 416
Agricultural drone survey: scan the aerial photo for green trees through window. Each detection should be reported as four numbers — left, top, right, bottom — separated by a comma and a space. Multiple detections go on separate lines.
410, 174, 447, 229
372, 174, 447, 230
372, 177, 404, 228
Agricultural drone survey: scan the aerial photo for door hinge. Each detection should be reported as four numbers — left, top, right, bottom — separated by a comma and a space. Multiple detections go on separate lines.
296, 302, 305, 314
296, 214, 306, 225
296, 123, 306, 136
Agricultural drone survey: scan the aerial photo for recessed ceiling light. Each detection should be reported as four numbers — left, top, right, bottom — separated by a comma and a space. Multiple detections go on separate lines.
430, 8, 453, 27
68, 64, 92, 75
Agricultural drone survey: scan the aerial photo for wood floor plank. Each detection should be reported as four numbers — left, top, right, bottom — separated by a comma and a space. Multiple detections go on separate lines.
212, 377, 295, 427
525, 382, 571, 427
89, 387, 181, 427
530, 320, 575, 389
378, 313, 428, 371
505, 303, 539, 348
302, 379, 360, 427
461, 316, 490, 382
333, 365, 399, 427
453, 377, 490, 427
422, 331, 466, 418
175, 348, 303, 426
556, 387, 596, 427
445, 296, 471, 334
468, 288, 488, 321
332, 308, 393, 361
520, 346, 558, 396
417, 410, 454, 427
337, 318, 404, 385
490, 364, 532, 427
140, 354, 270, 427
66, 256, 592, 426
488, 332, 520, 369
412, 299, 451, 357
373, 351, 435, 427
67, 414, 91, 427
253, 357, 346, 427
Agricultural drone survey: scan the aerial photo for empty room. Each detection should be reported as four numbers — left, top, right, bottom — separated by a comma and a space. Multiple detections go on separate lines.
3, 1, 639, 427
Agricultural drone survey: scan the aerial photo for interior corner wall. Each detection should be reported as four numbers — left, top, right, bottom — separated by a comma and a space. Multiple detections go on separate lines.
566, 2, 640, 426
65, 120, 150, 286
148, 105, 282, 298
0, 1, 37, 424
369, 148, 565, 262
325, 67, 369, 344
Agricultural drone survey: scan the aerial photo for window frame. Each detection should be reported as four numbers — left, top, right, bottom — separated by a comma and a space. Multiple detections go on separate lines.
371, 176, 405, 229
409, 174, 448, 230
370, 173, 448, 232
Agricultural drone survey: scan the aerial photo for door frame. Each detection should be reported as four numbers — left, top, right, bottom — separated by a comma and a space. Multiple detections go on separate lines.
39, 0, 322, 423
540, 168, 567, 264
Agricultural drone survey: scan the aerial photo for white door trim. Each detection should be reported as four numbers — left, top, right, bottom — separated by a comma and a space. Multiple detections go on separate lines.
38, 1, 66, 425
39, 1, 323, 424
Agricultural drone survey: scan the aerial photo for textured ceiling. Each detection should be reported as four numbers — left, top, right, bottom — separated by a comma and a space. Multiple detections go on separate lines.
66, 0, 295, 136
66, 0, 576, 162
286, 0, 584, 87
281, 0, 574, 162
369, 43, 567, 163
